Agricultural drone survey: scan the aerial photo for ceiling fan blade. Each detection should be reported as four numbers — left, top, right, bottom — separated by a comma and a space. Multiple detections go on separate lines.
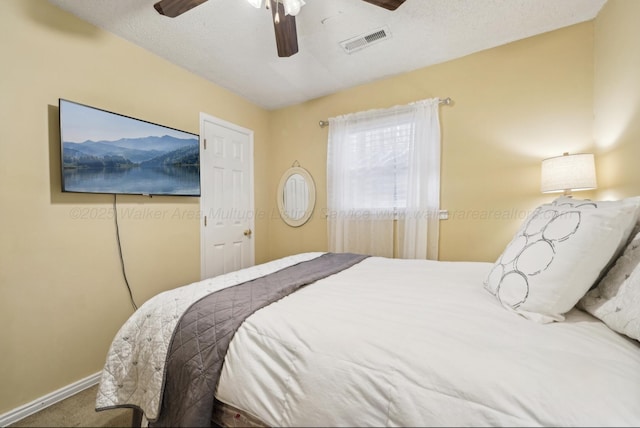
269, 0, 299, 57
361, 0, 406, 11
154, 0, 208, 17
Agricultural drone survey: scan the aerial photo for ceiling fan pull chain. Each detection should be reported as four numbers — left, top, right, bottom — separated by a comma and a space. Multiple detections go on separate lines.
274, 0, 281, 24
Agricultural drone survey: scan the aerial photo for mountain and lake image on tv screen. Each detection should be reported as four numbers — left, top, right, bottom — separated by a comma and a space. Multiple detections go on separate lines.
59, 99, 200, 196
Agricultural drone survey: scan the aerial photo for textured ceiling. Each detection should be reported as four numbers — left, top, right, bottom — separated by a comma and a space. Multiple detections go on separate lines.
48, 0, 606, 110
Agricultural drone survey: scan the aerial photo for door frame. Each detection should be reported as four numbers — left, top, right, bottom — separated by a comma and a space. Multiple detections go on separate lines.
199, 112, 255, 280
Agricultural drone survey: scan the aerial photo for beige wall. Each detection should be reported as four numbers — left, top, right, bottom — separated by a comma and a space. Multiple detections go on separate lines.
267, 23, 595, 263
0, 0, 270, 414
593, 0, 640, 200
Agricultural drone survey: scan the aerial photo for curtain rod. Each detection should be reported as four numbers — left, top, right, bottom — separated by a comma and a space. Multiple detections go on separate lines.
318, 97, 452, 128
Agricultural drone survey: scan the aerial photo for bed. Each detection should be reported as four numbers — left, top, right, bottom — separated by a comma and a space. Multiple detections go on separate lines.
95, 196, 640, 427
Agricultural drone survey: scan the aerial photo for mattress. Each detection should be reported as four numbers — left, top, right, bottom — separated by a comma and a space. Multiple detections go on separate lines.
212, 399, 267, 428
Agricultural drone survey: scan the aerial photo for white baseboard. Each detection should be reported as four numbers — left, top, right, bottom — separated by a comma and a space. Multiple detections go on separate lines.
0, 372, 101, 427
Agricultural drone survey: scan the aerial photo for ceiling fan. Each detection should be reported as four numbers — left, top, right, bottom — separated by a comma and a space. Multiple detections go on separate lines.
153, 0, 407, 57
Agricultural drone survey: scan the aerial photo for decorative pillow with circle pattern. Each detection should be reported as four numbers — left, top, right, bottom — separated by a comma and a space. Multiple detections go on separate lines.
578, 230, 640, 341
484, 196, 640, 323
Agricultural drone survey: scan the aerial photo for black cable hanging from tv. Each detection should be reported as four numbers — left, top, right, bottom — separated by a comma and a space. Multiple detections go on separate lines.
113, 194, 138, 311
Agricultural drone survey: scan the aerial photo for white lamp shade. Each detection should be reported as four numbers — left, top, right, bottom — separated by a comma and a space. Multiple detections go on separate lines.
540, 153, 597, 193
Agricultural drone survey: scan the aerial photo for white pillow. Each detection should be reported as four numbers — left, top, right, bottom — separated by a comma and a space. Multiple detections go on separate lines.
484, 196, 640, 323
578, 230, 640, 341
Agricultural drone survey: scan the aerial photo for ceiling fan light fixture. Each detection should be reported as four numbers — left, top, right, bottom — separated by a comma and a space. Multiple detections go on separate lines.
246, 0, 265, 9
282, 0, 305, 16
247, 0, 305, 15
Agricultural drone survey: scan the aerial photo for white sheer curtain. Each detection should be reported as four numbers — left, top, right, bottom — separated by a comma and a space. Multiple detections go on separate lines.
327, 98, 441, 259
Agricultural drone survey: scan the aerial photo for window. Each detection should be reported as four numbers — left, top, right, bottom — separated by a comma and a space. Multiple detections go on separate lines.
343, 121, 412, 213
327, 99, 441, 259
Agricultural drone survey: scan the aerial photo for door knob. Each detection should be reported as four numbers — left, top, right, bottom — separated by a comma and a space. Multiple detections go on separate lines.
243, 229, 252, 237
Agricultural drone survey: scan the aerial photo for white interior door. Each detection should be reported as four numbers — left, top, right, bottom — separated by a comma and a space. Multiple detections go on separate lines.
200, 113, 254, 279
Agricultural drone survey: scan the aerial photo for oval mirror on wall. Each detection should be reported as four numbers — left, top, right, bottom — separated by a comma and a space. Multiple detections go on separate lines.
277, 166, 316, 227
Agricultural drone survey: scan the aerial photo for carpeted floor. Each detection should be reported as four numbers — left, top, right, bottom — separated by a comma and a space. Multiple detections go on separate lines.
9, 384, 132, 428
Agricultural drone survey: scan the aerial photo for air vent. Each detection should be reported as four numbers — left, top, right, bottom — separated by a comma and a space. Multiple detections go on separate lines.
340, 26, 391, 54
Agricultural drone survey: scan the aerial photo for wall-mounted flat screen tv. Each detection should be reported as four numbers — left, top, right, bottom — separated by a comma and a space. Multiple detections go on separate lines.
59, 98, 200, 196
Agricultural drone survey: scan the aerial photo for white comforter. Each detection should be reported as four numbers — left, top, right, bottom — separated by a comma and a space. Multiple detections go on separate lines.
216, 256, 640, 427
